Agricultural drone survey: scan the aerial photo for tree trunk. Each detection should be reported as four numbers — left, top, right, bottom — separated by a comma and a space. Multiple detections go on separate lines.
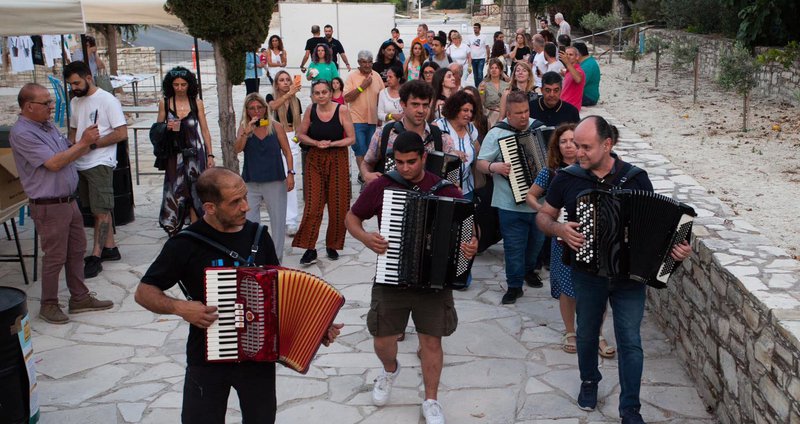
104, 25, 119, 75
655, 50, 660, 87
631, 55, 635, 74
692, 54, 699, 104
591, 33, 596, 54
742, 92, 749, 132
213, 45, 240, 172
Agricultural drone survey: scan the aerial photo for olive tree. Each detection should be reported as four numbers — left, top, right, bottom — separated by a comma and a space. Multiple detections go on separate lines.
718, 42, 760, 131
165, 0, 273, 171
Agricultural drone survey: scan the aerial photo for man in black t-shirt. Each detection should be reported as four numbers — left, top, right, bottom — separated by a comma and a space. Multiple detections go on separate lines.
536, 116, 690, 423
530, 71, 581, 127
323, 24, 351, 71
135, 168, 342, 424
300, 25, 326, 74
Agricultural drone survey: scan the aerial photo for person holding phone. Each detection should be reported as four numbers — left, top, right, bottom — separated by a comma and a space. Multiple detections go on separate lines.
234, 93, 294, 261
559, 46, 585, 111
266, 71, 303, 237
157, 67, 215, 237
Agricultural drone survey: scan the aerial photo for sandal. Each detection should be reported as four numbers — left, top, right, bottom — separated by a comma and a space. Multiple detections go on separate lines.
599, 336, 616, 358
561, 332, 577, 354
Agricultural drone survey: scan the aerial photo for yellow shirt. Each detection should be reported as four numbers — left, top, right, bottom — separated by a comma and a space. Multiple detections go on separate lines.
344, 70, 383, 124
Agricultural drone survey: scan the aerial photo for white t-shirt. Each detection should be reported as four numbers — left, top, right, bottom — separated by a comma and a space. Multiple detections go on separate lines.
8, 37, 34, 73
377, 88, 402, 124
465, 34, 488, 59
545, 60, 565, 75
533, 52, 547, 87
70, 88, 127, 171
446, 43, 470, 68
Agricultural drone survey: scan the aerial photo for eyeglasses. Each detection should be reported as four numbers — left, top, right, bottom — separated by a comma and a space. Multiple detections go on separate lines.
247, 105, 265, 111
168, 69, 189, 77
30, 100, 54, 106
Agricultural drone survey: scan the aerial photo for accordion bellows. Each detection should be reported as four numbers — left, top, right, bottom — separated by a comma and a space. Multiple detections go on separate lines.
205, 266, 345, 374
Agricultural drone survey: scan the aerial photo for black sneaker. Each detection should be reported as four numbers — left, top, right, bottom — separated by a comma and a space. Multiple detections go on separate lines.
525, 271, 543, 288
84, 256, 103, 278
100, 247, 121, 261
300, 249, 318, 266
326, 248, 339, 260
621, 407, 645, 424
577, 381, 598, 411
501, 287, 523, 304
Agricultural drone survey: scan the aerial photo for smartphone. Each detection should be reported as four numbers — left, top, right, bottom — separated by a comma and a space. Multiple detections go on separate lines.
558, 45, 566, 53
293, 74, 301, 86
258, 119, 270, 127
91, 109, 98, 124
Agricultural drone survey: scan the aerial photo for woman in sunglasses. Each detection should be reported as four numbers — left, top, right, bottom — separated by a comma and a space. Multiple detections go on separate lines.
156, 66, 214, 236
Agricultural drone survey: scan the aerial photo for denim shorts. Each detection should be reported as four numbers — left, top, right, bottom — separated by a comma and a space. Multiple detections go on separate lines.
352, 123, 376, 157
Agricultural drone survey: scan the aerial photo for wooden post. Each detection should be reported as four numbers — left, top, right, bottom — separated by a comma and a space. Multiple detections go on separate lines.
743, 92, 749, 132
655, 49, 660, 88
693, 54, 699, 104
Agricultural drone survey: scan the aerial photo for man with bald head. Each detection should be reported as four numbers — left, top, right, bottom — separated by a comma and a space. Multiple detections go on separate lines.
136, 167, 342, 423
9, 83, 113, 324
536, 116, 691, 423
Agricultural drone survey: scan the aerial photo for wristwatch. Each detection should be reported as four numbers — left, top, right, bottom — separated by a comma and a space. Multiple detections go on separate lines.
89, 143, 98, 150
287, 169, 296, 175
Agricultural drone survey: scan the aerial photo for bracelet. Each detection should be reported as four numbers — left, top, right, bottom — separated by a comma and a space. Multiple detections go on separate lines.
387, 113, 393, 121
357, 86, 364, 93
488, 162, 494, 173
207, 154, 215, 158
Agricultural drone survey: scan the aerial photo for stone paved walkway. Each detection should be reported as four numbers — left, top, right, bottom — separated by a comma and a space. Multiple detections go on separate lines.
0, 101, 719, 423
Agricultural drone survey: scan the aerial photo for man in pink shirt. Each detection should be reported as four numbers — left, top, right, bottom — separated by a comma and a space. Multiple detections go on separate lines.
559, 46, 585, 111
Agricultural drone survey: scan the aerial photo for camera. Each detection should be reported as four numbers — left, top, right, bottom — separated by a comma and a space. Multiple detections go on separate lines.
181, 147, 197, 159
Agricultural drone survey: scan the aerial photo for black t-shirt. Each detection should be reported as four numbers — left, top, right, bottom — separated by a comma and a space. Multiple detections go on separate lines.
265, 93, 303, 126
515, 46, 531, 61
372, 59, 403, 82
306, 37, 345, 65
304, 36, 327, 53
141, 219, 280, 366
545, 157, 653, 222
529, 97, 581, 127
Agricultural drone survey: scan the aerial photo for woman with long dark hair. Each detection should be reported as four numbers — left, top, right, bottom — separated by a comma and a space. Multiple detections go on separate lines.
420, 61, 439, 84
293, 80, 355, 265
306, 43, 339, 83
266, 35, 287, 82
156, 66, 214, 236
373, 41, 403, 84
234, 93, 294, 261
428, 67, 457, 122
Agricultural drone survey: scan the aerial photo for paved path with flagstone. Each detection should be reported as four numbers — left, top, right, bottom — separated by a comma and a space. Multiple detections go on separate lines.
0, 86, 718, 424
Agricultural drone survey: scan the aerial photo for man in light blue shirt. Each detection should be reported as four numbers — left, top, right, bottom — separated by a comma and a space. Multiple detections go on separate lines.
476, 91, 546, 304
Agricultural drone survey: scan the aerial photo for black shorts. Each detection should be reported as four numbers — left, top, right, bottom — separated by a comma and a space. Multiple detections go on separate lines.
366, 284, 458, 337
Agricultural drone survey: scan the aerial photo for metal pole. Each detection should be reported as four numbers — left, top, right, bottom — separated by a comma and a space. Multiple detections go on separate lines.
194, 37, 203, 100
418, 0, 421, 20
62, 35, 71, 127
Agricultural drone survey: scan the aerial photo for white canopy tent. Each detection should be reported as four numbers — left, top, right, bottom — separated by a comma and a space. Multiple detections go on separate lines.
0, 0, 86, 36
81, 0, 182, 26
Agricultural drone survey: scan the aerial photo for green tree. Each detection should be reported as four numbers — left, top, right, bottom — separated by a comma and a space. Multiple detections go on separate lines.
717, 42, 760, 131
165, 0, 273, 171
670, 39, 700, 103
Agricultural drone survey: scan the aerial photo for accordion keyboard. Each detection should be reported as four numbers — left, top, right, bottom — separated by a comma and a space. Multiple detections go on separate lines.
206, 268, 242, 361
498, 135, 532, 204
376, 189, 409, 285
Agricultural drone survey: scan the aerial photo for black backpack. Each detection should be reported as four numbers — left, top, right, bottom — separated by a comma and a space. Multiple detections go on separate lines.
375, 121, 444, 174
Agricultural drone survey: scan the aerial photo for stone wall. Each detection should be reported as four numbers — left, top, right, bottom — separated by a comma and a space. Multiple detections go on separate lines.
610, 122, 800, 423
500, 0, 529, 38
650, 29, 800, 106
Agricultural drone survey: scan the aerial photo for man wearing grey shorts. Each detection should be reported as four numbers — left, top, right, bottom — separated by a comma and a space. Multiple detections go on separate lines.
64, 61, 128, 278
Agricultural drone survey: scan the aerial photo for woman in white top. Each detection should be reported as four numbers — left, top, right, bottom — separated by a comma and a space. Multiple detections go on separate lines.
377, 65, 404, 126
266, 35, 287, 81
433, 91, 480, 198
445, 31, 472, 85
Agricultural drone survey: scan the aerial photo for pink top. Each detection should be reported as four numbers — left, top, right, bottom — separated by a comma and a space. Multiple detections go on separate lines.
332, 94, 345, 105
561, 62, 585, 112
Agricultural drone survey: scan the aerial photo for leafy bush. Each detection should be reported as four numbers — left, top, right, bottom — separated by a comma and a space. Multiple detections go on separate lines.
669, 39, 700, 71
661, 0, 739, 36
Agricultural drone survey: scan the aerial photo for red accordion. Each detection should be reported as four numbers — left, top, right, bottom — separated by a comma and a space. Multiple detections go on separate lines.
204, 266, 345, 374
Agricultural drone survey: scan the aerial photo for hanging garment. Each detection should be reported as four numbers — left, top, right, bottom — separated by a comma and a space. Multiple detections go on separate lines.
8, 37, 35, 73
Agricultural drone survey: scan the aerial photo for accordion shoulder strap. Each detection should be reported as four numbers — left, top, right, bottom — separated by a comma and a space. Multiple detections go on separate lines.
384, 170, 453, 194
178, 224, 265, 266
491, 119, 545, 134
560, 163, 644, 189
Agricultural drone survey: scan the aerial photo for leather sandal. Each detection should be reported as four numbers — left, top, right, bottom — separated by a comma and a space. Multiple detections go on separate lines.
599, 336, 616, 358
561, 332, 577, 353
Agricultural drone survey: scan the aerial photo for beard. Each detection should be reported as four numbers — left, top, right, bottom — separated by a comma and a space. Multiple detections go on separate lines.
72, 87, 89, 97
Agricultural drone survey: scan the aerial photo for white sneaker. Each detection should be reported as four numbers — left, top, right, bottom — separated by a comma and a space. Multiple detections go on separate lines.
421, 399, 445, 424
286, 225, 298, 237
372, 361, 400, 406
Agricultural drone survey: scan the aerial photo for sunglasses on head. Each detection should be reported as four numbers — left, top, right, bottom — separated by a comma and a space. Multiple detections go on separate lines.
169, 69, 189, 77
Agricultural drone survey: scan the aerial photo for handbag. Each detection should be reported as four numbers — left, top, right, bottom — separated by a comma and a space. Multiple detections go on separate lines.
149, 121, 169, 171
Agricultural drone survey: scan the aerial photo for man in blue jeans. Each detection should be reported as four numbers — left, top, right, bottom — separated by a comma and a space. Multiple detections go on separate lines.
476, 91, 547, 304
536, 115, 692, 423
466, 23, 490, 87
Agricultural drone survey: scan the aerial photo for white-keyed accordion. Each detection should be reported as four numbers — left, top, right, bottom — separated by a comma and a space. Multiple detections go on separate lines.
572, 188, 696, 288
375, 188, 475, 289
204, 266, 344, 373
497, 127, 551, 204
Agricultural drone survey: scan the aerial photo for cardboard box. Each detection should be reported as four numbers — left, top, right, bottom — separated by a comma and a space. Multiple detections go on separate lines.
0, 148, 27, 209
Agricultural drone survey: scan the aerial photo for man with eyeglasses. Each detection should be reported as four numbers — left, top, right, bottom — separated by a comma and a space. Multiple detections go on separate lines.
9, 83, 114, 324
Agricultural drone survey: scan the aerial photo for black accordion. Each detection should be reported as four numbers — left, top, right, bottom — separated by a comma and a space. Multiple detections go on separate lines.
497, 128, 549, 204
572, 188, 696, 288
384, 149, 463, 186
376, 188, 475, 289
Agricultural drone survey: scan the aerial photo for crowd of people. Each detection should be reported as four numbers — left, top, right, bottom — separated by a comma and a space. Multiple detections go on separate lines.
6, 14, 691, 424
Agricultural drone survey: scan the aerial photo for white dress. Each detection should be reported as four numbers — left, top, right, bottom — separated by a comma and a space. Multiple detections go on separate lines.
268, 49, 284, 80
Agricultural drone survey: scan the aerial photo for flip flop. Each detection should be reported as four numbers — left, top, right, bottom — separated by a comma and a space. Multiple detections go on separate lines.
562, 332, 577, 354
599, 336, 616, 358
